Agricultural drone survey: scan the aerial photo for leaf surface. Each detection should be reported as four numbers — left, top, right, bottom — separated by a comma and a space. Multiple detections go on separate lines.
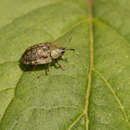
0, 0, 130, 130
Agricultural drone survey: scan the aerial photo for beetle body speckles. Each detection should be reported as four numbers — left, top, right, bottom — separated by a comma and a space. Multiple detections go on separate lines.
20, 42, 72, 71
20, 43, 52, 65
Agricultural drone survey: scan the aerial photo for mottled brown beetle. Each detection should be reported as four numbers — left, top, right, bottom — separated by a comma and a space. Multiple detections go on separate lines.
20, 42, 74, 71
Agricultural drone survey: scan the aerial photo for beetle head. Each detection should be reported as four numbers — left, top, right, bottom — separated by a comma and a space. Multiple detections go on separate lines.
51, 48, 66, 59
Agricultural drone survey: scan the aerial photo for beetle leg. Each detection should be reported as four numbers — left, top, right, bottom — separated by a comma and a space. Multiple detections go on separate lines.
48, 63, 50, 72
56, 60, 64, 71
44, 63, 50, 75
45, 69, 48, 75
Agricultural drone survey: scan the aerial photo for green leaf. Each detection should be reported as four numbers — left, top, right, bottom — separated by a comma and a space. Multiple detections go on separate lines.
0, 0, 130, 129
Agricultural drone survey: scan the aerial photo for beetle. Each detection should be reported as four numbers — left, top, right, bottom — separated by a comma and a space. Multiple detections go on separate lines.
20, 42, 74, 71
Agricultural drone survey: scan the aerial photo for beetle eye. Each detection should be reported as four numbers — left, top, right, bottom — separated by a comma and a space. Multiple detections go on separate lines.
61, 48, 65, 54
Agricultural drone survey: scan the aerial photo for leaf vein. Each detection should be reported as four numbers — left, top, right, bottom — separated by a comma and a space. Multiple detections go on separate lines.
94, 69, 130, 128
94, 18, 130, 46
0, 72, 24, 123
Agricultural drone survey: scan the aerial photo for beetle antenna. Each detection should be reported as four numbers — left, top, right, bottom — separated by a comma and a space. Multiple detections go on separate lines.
66, 36, 75, 51
68, 36, 72, 44
65, 36, 75, 51
66, 48, 75, 51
